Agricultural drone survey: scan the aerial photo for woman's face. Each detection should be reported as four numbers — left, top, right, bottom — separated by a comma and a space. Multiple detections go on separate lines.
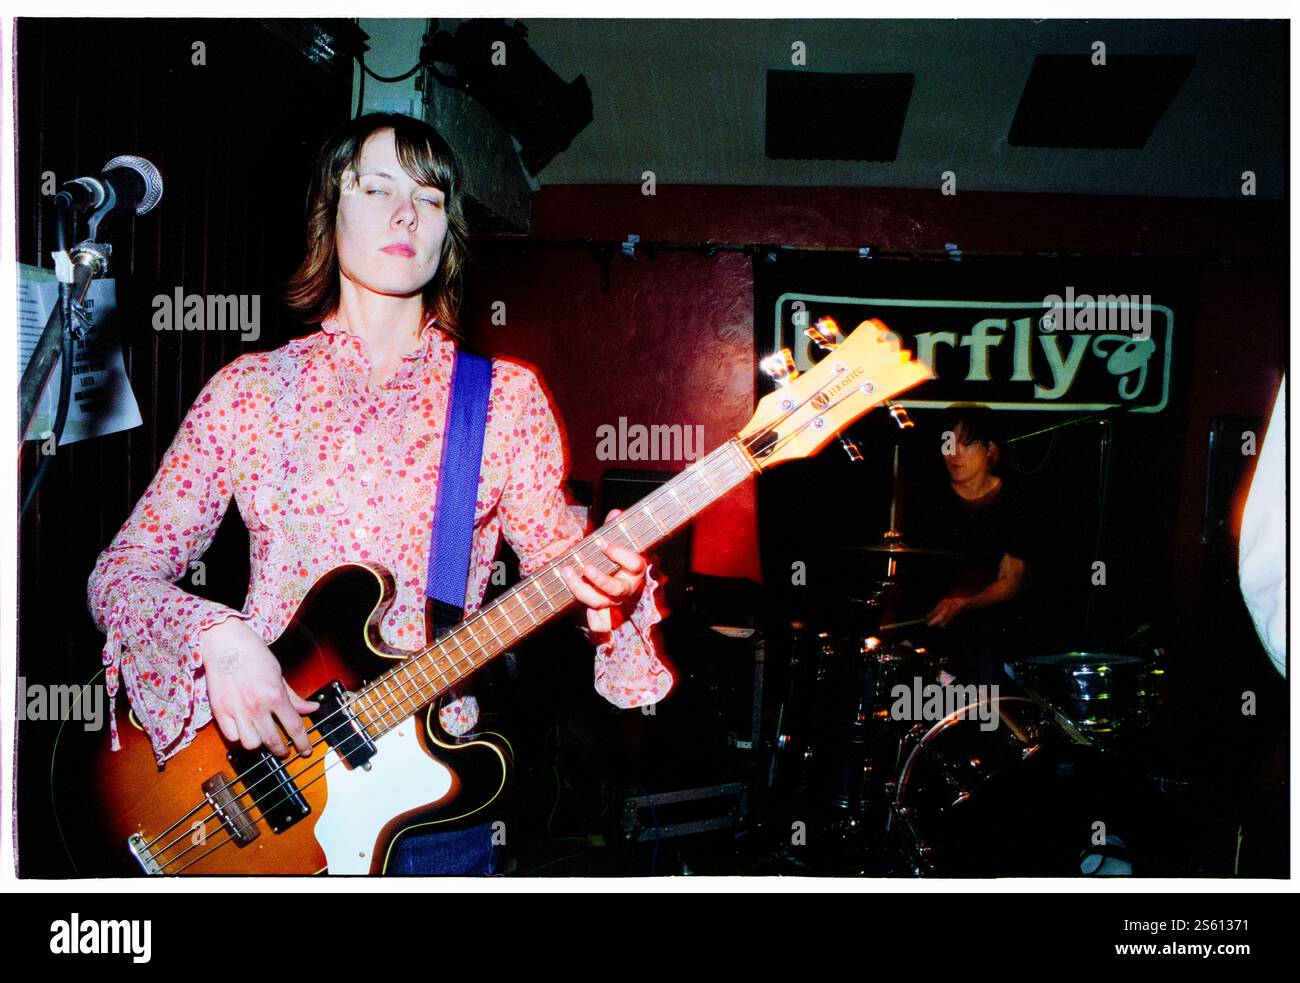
335, 128, 449, 302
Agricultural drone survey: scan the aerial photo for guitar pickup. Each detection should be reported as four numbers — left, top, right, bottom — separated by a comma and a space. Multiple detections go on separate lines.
307, 679, 377, 769
201, 772, 261, 846
225, 750, 310, 835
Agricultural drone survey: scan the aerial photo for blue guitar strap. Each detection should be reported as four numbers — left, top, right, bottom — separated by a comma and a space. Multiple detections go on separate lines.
425, 349, 493, 638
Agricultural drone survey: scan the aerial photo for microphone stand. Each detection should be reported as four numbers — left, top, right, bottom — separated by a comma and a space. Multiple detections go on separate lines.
1003, 405, 1128, 446
19, 191, 112, 520
1005, 406, 1130, 633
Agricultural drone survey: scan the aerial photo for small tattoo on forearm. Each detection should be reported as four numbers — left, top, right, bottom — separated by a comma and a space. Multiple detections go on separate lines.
213, 649, 243, 674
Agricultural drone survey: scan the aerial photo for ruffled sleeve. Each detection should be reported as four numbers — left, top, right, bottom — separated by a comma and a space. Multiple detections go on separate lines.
589, 563, 673, 707
86, 357, 255, 763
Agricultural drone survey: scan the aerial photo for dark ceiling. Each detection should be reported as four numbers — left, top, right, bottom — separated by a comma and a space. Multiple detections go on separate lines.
516, 18, 1286, 200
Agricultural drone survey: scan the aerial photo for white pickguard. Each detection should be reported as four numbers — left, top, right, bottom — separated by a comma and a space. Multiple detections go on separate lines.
312, 725, 453, 875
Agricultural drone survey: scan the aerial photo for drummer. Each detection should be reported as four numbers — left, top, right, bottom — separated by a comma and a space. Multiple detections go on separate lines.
908, 404, 1035, 686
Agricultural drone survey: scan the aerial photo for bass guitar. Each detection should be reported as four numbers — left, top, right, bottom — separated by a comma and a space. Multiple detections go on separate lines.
64, 317, 931, 874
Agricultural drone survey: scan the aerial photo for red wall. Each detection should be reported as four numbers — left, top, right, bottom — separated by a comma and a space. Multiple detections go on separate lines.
465, 185, 1285, 644
466, 235, 761, 581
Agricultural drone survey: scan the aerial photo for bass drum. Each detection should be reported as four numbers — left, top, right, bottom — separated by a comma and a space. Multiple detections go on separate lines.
889, 695, 1113, 876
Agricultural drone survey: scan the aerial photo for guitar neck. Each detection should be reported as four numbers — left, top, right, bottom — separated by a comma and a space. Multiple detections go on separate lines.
349, 438, 757, 737
341, 316, 934, 738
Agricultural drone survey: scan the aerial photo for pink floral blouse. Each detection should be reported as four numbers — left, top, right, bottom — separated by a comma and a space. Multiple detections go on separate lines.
87, 315, 673, 764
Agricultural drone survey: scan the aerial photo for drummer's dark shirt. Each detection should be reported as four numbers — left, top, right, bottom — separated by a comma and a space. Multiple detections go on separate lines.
912, 477, 1032, 597
909, 475, 1037, 675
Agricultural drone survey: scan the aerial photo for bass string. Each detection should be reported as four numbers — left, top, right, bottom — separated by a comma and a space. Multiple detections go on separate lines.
347, 374, 882, 742
350, 442, 753, 727
151, 446, 751, 871
148, 369, 881, 870
143, 441, 754, 867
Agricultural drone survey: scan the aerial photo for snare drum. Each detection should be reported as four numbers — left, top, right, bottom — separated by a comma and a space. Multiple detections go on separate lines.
1015, 651, 1156, 736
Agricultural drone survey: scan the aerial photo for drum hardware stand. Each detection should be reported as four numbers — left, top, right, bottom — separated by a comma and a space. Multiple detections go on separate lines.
766, 626, 817, 795
768, 329, 937, 870
876, 402, 915, 580
841, 403, 917, 638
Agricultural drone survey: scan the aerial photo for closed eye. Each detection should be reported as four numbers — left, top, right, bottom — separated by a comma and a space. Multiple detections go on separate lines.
366, 188, 441, 205
363, 185, 441, 206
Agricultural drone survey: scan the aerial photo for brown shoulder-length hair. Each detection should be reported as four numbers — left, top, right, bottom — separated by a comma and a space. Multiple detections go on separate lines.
284, 112, 470, 336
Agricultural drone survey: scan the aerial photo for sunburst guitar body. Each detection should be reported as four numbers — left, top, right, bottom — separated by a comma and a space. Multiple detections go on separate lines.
83, 563, 511, 875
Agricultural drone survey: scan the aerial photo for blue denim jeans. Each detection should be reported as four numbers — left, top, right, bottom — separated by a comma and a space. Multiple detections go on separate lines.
388, 821, 498, 876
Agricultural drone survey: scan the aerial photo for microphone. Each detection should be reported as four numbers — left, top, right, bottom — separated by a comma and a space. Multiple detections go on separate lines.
22, 155, 163, 491
57, 155, 164, 220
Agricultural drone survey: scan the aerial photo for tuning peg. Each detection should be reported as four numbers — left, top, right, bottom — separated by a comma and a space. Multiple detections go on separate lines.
887, 402, 914, 430
760, 349, 798, 387
839, 436, 864, 461
805, 317, 846, 352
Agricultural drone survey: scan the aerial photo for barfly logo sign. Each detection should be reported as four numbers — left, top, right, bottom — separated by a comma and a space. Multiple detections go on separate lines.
776, 293, 1174, 412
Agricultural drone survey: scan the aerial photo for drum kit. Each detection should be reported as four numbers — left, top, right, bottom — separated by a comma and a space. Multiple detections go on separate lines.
766, 531, 1166, 877
753, 372, 1164, 874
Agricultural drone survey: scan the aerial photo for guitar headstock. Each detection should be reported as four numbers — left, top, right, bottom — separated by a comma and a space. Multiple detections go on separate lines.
738, 318, 932, 470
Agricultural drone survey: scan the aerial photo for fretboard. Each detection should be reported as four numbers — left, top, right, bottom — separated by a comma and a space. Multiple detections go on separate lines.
350, 438, 757, 738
